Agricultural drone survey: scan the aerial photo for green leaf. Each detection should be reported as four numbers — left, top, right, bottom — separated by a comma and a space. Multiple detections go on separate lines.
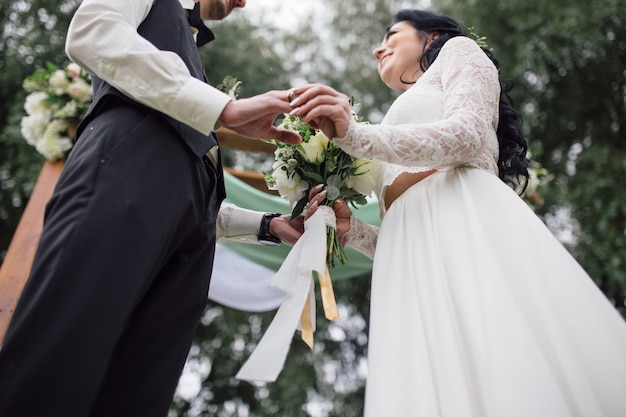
291, 196, 308, 218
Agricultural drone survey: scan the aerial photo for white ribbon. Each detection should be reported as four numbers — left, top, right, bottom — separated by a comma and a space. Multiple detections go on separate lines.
236, 206, 335, 383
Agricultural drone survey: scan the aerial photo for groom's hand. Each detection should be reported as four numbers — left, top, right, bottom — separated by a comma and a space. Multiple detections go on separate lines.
270, 215, 305, 246
218, 90, 302, 144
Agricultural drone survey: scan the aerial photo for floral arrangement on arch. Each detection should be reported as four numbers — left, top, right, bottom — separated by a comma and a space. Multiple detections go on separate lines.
20, 61, 93, 161
264, 111, 377, 268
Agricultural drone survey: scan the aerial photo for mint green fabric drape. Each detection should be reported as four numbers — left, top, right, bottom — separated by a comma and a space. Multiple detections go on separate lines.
223, 172, 380, 280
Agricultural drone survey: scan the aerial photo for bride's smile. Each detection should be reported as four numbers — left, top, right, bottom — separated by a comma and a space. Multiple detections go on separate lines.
373, 21, 439, 91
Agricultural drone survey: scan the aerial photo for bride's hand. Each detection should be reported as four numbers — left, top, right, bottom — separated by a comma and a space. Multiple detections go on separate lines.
289, 84, 352, 139
305, 184, 353, 245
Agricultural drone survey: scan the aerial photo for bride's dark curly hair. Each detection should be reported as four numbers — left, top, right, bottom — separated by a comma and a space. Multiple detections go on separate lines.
394, 9, 529, 193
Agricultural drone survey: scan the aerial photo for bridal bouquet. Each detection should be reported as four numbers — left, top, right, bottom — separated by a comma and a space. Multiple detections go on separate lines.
20, 61, 92, 161
237, 114, 376, 382
264, 113, 376, 268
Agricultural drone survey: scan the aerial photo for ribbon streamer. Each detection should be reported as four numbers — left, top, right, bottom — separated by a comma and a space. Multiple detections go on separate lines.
318, 267, 338, 321
299, 282, 315, 349
236, 206, 338, 383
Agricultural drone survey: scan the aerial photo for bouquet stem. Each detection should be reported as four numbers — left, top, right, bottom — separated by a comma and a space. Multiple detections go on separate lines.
326, 226, 347, 269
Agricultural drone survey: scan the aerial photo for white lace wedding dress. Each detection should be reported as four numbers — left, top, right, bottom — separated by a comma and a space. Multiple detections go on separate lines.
335, 37, 626, 417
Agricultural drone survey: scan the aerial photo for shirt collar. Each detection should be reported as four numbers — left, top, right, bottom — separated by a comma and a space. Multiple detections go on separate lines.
179, 0, 196, 10
180, 1, 216, 47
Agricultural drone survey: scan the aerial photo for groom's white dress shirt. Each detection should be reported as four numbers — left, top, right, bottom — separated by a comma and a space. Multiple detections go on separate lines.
66, 0, 231, 137
66, 0, 267, 243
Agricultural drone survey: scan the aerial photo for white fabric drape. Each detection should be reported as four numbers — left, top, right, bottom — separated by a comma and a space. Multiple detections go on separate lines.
209, 244, 285, 312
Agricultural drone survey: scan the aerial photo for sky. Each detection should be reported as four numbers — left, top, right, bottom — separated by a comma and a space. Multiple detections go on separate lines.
242, 0, 322, 30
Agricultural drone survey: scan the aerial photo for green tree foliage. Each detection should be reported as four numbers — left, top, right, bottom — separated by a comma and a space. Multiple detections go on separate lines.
201, 16, 293, 97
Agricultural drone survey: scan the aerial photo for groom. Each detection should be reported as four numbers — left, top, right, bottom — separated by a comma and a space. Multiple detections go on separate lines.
0, 0, 300, 416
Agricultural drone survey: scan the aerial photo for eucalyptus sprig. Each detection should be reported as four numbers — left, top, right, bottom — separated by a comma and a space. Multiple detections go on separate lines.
467, 26, 491, 50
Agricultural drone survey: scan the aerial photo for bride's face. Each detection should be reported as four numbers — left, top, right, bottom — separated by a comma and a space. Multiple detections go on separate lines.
373, 21, 435, 91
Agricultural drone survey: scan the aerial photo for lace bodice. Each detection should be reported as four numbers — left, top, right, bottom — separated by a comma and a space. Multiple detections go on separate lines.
338, 37, 501, 259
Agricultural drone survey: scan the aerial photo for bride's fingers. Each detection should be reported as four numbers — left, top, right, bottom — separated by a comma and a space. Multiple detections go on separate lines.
305, 187, 327, 220
291, 98, 350, 127
308, 184, 325, 200
304, 199, 318, 220
292, 84, 344, 103
331, 198, 351, 218
291, 94, 344, 116
298, 106, 351, 139
290, 86, 348, 113
298, 103, 349, 124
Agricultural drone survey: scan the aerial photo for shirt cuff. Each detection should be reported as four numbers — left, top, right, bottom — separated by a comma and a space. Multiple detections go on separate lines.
217, 203, 265, 244
172, 77, 232, 135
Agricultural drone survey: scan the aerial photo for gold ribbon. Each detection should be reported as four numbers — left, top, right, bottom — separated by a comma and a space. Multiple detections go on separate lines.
299, 266, 338, 349
300, 293, 314, 349
318, 266, 339, 321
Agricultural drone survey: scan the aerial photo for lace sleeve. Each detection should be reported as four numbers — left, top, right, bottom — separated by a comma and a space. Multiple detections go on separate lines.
344, 215, 378, 260
334, 37, 500, 168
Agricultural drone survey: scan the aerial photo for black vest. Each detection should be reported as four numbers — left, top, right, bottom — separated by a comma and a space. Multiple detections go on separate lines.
77, 0, 219, 159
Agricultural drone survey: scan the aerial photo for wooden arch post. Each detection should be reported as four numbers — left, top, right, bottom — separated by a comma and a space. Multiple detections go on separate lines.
0, 160, 64, 343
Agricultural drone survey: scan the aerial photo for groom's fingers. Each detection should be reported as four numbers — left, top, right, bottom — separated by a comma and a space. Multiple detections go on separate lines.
268, 127, 302, 144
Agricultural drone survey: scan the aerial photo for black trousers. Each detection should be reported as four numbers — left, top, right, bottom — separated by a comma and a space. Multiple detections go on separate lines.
0, 104, 222, 416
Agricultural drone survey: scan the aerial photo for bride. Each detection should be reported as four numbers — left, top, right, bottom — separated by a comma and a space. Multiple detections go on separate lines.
292, 9, 626, 417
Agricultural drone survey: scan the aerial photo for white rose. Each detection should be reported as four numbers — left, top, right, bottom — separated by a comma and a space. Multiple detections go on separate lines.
297, 132, 329, 163
67, 78, 92, 102
23, 92, 51, 115
271, 168, 307, 206
20, 113, 50, 146
36, 135, 73, 161
345, 158, 378, 196
42, 118, 69, 145
49, 70, 69, 94
36, 119, 72, 161
66, 62, 83, 79
266, 165, 287, 191
54, 100, 78, 119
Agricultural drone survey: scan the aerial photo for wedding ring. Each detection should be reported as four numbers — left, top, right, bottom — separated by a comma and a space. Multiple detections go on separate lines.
287, 89, 295, 102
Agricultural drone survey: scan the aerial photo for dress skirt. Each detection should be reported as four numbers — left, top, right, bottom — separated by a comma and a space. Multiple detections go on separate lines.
364, 167, 626, 417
